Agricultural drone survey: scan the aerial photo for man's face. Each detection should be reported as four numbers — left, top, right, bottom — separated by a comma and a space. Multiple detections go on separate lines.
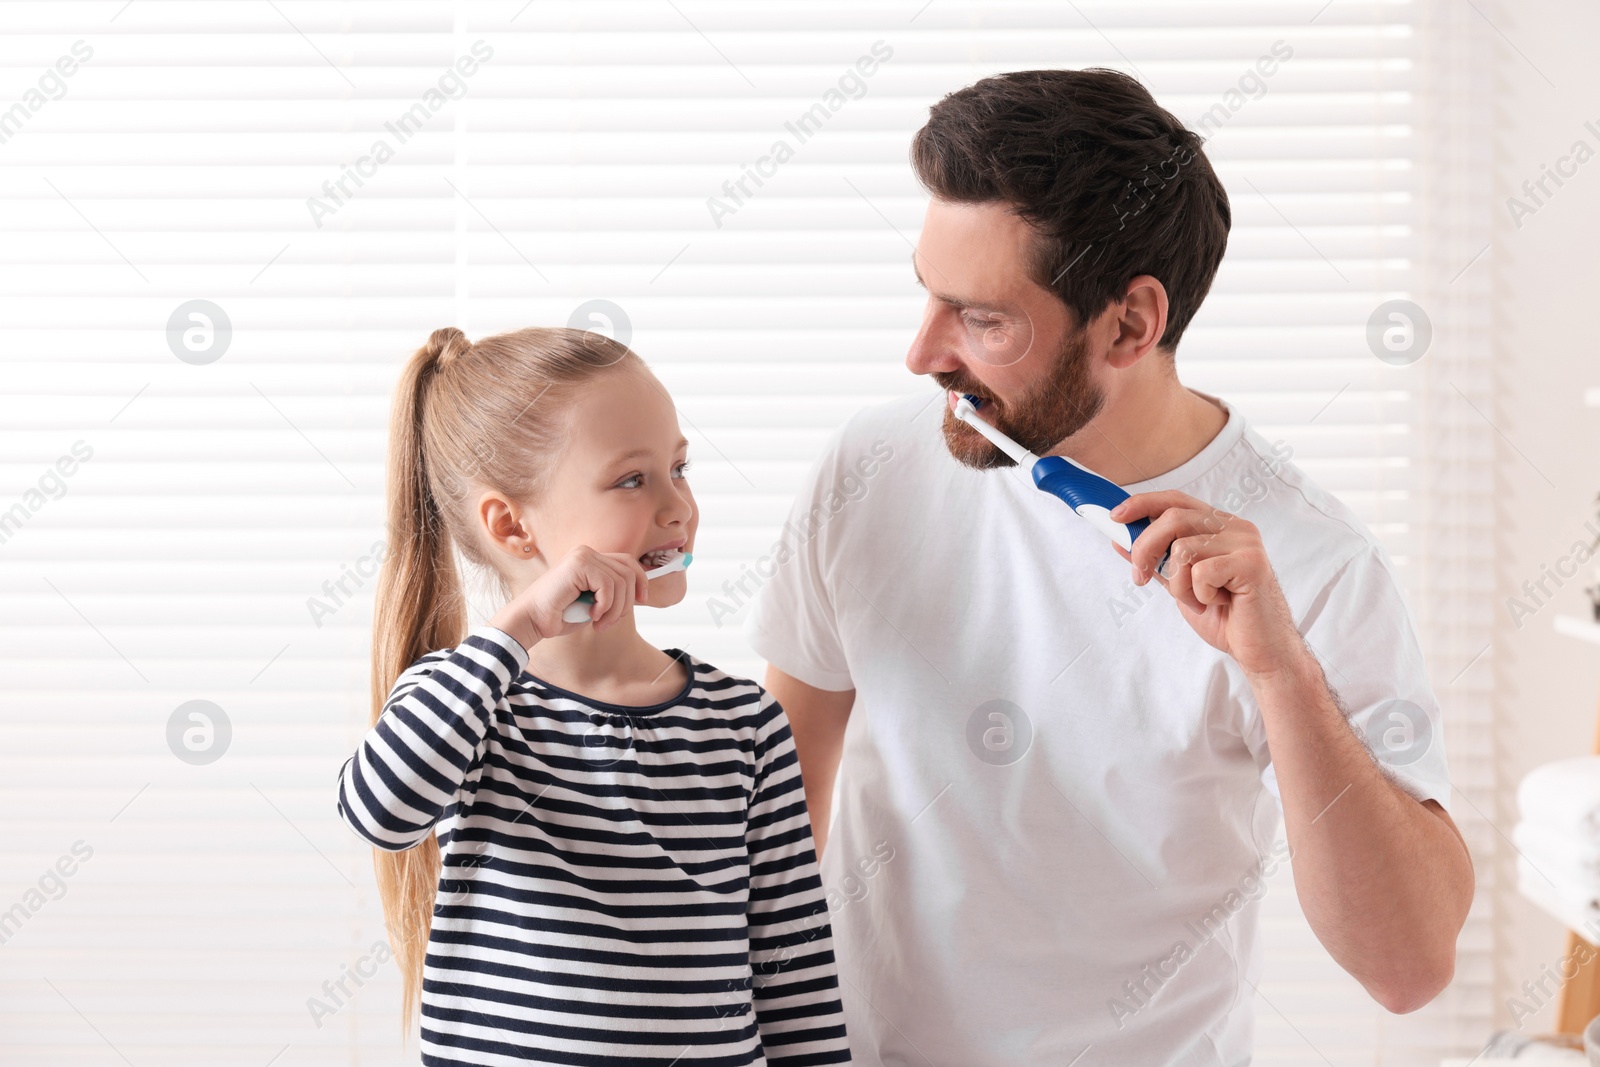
906, 198, 1106, 469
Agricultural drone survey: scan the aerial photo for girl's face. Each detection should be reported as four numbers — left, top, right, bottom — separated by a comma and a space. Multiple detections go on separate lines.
525, 366, 698, 610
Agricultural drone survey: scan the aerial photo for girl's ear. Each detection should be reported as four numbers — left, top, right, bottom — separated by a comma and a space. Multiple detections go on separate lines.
478, 491, 537, 561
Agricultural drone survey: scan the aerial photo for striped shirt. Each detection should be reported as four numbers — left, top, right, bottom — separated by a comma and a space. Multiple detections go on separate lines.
336, 623, 851, 1066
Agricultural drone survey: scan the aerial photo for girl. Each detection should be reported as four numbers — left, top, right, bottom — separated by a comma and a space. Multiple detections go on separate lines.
336, 326, 851, 1065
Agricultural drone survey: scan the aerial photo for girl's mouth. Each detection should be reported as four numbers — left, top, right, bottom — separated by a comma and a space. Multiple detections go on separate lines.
639, 548, 680, 569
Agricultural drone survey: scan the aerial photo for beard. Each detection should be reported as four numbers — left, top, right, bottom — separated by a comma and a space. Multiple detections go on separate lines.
935, 322, 1105, 470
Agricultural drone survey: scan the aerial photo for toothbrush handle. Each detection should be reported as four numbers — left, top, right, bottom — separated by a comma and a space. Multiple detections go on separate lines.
1031, 457, 1171, 574
563, 592, 597, 624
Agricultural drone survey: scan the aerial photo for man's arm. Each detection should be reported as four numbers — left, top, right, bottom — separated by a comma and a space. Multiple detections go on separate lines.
763, 666, 854, 859
1113, 490, 1475, 1014
1247, 650, 1473, 1013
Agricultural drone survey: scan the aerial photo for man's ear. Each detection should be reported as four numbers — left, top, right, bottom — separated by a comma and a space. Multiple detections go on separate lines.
1104, 274, 1169, 369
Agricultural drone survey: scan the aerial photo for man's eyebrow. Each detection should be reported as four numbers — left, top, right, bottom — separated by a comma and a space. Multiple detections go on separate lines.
910, 248, 1003, 313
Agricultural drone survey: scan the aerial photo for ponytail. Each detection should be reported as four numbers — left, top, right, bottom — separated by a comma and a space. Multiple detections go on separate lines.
368, 327, 470, 1034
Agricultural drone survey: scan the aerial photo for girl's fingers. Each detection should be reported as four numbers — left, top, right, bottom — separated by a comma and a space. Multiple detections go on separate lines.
594, 553, 650, 630
595, 562, 628, 630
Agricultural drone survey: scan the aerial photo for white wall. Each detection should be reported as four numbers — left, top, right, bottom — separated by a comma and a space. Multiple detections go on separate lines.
1492, 0, 1600, 1034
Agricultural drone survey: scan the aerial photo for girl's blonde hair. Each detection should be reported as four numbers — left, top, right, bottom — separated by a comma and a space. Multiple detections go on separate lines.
369, 325, 644, 1033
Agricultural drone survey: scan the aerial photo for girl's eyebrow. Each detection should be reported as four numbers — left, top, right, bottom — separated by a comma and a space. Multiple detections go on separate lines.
610, 438, 690, 465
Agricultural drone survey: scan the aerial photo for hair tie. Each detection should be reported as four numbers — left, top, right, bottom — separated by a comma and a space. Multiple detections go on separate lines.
429, 327, 471, 370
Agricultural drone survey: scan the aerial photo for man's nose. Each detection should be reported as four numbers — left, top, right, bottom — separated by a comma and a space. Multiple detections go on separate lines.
905, 301, 964, 377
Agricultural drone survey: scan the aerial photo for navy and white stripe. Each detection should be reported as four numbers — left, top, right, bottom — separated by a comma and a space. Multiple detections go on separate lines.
336, 623, 851, 1066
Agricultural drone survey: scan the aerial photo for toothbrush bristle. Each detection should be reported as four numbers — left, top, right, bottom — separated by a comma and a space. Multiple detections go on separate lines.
961, 393, 984, 409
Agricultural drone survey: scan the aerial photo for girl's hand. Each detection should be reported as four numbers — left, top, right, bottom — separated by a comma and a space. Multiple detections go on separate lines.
489, 545, 651, 650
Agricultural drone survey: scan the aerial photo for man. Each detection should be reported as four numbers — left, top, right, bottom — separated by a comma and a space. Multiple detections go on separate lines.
742, 69, 1473, 1065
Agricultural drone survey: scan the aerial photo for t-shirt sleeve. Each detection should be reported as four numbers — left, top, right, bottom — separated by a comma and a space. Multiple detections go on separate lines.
1250, 542, 1453, 815
742, 425, 856, 692
335, 624, 530, 851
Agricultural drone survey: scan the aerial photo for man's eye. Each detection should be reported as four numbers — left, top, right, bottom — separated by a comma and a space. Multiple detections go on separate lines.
961, 311, 1000, 331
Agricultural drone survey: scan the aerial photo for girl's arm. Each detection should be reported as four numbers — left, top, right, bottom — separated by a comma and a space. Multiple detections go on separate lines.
745, 693, 852, 1065
336, 624, 530, 852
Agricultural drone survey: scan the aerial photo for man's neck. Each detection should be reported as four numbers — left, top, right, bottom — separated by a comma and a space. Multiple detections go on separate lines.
1050, 365, 1228, 486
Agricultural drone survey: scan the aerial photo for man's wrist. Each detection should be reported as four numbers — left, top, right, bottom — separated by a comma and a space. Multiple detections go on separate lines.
1243, 640, 1324, 698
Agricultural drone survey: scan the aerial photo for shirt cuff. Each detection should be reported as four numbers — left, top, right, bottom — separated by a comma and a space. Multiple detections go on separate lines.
471, 622, 533, 682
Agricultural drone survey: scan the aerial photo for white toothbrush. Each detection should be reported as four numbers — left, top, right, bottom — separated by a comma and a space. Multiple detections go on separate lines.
561, 550, 693, 624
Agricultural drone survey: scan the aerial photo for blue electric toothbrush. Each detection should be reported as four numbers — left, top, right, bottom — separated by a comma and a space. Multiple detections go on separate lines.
562, 550, 693, 624
952, 393, 1169, 574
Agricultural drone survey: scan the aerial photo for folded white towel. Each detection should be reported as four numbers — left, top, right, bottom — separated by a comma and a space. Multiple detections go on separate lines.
1517, 854, 1600, 942
1516, 844, 1600, 910
1516, 756, 1600, 837
1513, 820, 1600, 878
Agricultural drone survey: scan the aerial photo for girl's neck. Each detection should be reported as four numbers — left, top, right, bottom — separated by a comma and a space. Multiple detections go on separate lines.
522, 621, 689, 708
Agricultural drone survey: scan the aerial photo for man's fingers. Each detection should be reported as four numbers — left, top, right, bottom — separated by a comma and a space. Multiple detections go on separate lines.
1163, 536, 1209, 613
1115, 542, 1171, 594
1128, 506, 1240, 584
1191, 555, 1233, 606
1111, 489, 1207, 524
1129, 507, 1204, 579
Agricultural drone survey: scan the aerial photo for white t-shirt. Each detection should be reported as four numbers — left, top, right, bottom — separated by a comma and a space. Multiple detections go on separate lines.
742, 389, 1451, 1067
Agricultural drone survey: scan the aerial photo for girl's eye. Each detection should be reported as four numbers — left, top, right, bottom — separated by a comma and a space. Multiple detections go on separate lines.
616, 460, 689, 490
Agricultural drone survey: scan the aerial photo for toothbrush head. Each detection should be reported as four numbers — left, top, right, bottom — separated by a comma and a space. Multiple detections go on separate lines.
644, 549, 693, 579
949, 391, 1039, 467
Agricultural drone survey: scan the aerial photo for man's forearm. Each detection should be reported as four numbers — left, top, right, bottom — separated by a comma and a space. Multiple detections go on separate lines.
795, 742, 840, 859
1248, 648, 1474, 1013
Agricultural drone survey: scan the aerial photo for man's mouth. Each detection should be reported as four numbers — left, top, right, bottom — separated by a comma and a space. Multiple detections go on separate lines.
947, 387, 992, 412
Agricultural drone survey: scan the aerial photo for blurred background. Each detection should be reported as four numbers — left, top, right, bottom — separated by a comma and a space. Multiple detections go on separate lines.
1, 1, 1597, 1064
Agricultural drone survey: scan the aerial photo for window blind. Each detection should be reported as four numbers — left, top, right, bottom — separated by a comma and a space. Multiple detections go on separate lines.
0, 1, 1494, 1063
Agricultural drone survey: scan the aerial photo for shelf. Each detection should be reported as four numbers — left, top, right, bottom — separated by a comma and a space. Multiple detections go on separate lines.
1558, 614, 1600, 646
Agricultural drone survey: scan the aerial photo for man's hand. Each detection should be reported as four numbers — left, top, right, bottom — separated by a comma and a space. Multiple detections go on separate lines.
1111, 489, 1307, 679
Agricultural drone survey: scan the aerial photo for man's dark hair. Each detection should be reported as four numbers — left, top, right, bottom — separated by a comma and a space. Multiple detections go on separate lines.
911, 68, 1231, 351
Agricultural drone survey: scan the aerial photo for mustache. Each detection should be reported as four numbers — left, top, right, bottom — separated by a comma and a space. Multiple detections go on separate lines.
931, 374, 996, 407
